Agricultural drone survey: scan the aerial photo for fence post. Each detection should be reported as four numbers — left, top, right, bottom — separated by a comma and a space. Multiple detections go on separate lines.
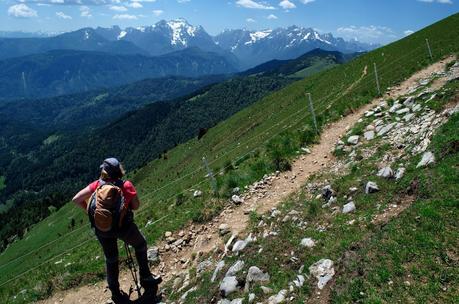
202, 156, 218, 194
425, 38, 433, 61
306, 93, 319, 135
373, 63, 381, 96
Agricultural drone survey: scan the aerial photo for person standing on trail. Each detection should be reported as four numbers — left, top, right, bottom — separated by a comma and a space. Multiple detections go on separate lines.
72, 158, 161, 303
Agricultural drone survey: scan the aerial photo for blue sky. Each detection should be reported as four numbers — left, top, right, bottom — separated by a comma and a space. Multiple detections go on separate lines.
0, 0, 457, 43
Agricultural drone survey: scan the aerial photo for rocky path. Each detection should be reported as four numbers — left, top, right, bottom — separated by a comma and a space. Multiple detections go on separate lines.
38, 57, 455, 304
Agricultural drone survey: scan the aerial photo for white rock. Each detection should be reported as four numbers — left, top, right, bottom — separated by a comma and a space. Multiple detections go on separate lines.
403, 113, 415, 122
364, 130, 375, 141
219, 224, 230, 236
416, 151, 435, 168
147, 247, 159, 263
181, 286, 197, 301
231, 195, 244, 205
193, 190, 203, 198
232, 234, 254, 253
395, 167, 406, 180
377, 123, 395, 136
377, 167, 394, 179
300, 238, 316, 248
261, 286, 273, 294
248, 293, 256, 303
244, 266, 270, 292
211, 261, 225, 282
225, 260, 245, 277
219, 276, 239, 297
342, 201, 356, 214
309, 259, 335, 289
389, 103, 402, 113
347, 135, 360, 145
396, 108, 410, 115
365, 181, 379, 194
292, 275, 305, 288
403, 96, 415, 107
267, 290, 287, 304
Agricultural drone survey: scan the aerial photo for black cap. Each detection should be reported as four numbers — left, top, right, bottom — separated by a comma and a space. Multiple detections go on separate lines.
100, 158, 122, 178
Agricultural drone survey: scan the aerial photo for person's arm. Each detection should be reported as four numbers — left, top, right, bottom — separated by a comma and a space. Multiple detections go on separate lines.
130, 195, 140, 211
72, 186, 92, 211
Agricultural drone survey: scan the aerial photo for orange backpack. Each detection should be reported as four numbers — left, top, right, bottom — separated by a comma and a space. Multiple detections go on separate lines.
87, 180, 128, 232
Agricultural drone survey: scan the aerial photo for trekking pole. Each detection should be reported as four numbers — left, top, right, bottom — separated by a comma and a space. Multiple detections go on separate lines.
124, 242, 142, 298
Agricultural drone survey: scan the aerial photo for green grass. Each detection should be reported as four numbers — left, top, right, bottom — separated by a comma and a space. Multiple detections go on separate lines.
291, 59, 338, 78
1, 13, 459, 303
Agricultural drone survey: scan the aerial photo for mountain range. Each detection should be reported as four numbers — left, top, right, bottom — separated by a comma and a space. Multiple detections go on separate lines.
0, 19, 376, 69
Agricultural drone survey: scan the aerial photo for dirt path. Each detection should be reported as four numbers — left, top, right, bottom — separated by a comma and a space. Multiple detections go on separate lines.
38, 57, 454, 304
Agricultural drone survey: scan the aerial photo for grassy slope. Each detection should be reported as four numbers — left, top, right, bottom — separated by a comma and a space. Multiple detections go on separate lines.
332, 114, 459, 303
0, 13, 458, 303
169, 74, 459, 304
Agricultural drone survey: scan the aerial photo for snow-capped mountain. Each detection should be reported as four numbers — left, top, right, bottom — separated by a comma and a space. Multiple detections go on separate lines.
95, 19, 221, 56
214, 26, 376, 68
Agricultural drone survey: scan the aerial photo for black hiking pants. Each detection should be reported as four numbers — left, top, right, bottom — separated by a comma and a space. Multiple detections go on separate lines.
96, 222, 151, 291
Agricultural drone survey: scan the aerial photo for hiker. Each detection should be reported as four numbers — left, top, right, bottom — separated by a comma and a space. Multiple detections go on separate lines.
72, 158, 161, 303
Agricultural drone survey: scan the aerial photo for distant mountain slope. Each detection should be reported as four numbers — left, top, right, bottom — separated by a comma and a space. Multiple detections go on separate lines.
240, 49, 360, 77
0, 48, 236, 100
215, 26, 376, 68
0, 28, 146, 61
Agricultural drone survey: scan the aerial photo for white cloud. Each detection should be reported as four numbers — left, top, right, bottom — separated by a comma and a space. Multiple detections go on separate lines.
246, 17, 256, 22
299, 0, 315, 3
236, 0, 275, 10
113, 13, 138, 19
80, 5, 92, 18
56, 11, 72, 19
404, 30, 415, 35
337, 25, 397, 43
110, 5, 127, 11
177, 0, 191, 3
418, 0, 453, 3
126, 2, 142, 8
267, 13, 278, 19
279, 0, 296, 9
152, 9, 163, 16
8, 4, 38, 18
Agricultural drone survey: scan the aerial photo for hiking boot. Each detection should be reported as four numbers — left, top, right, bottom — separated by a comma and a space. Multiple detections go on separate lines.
111, 289, 130, 304
140, 275, 162, 294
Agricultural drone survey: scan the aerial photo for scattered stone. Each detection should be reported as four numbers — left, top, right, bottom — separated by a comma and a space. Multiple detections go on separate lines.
347, 135, 360, 145
220, 276, 239, 297
267, 289, 287, 304
248, 293, 256, 303
211, 261, 225, 282
403, 113, 415, 122
349, 187, 358, 193
377, 167, 394, 179
309, 259, 335, 290
365, 181, 379, 194
181, 286, 197, 301
232, 234, 254, 253
197, 259, 213, 274
231, 195, 244, 205
416, 151, 435, 168
377, 123, 395, 137
342, 201, 356, 214
364, 130, 375, 141
225, 260, 245, 277
147, 247, 160, 263
322, 185, 335, 201
165, 231, 172, 238
389, 103, 402, 113
396, 108, 410, 115
403, 96, 415, 107
193, 190, 203, 198
301, 147, 311, 154
245, 266, 270, 291
292, 275, 305, 288
261, 286, 273, 294
300, 238, 316, 248
219, 224, 230, 236
395, 167, 406, 180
